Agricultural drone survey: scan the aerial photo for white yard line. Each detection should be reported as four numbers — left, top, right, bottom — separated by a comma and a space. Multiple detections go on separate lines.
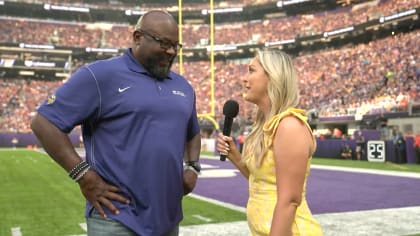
315, 206, 420, 236
192, 214, 213, 222
311, 164, 420, 178
189, 194, 246, 213
180, 206, 420, 236
10, 227, 22, 236
201, 155, 420, 179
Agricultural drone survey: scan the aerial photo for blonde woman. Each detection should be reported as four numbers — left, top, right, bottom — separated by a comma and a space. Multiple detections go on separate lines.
217, 49, 323, 236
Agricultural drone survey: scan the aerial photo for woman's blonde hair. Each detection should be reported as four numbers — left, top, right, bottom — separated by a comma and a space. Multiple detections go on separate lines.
242, 48, 299, 167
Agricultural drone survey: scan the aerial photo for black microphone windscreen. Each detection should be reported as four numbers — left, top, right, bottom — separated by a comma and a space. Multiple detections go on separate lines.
223, 100, 239, 118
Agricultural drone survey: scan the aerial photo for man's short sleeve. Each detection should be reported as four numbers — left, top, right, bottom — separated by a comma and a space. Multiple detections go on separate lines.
37, 66, 100, 133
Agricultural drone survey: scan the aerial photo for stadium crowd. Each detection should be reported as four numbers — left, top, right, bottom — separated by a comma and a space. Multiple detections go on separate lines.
0, 0, 419, 133
0, 0, 417, 48
1, 29, 417, 133
0, 79, 61, 132
190, 30, 419, 121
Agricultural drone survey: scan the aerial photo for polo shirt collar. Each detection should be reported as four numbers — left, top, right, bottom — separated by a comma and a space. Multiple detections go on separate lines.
124, 48, 174, 80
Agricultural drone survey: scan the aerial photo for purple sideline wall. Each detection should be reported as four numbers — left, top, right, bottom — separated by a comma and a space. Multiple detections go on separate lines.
313, 137, 416, 164
0, 132, 81, 148
0, 132, 416, 164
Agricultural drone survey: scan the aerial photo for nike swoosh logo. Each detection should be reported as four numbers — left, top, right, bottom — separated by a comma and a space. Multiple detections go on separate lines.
118, 86, 131, 92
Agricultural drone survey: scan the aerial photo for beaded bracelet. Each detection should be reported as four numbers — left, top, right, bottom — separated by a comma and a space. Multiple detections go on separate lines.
74, 166, 91, 182
68, 160, 89, 180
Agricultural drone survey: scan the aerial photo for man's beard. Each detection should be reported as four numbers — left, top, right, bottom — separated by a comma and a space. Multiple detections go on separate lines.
143, 54, 175, 81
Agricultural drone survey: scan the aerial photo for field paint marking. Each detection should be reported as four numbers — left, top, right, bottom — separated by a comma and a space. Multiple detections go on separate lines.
11, 227, 22, 236
200, 169, 240, 178
79, 223, 87, 231
201, 155, 420, 179
315, 206, 420, 236
65, 223, 87, 236
192, 214, 213, 222
189, 193, 246, 213
311, 164, 420, 179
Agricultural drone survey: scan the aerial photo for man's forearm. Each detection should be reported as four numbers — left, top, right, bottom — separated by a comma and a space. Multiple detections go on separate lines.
185, 133, 201, 162
31, 113, 82, 172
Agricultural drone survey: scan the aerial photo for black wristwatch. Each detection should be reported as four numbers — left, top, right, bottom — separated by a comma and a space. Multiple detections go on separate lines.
185, 161, 201, 174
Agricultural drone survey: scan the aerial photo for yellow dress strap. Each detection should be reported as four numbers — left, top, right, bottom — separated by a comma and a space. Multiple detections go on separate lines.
263, 107, 310, 147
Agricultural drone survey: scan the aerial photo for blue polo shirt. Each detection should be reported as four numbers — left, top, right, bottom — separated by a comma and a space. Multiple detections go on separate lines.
37, 49, 200, 235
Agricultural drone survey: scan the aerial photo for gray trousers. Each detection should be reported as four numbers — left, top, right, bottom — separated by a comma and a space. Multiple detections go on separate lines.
86, 210, 179, 236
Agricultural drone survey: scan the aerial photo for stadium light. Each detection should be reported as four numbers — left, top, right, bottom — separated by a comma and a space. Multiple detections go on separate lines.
85, 47, 119, 53
277, 0, 311, 7
379, 9, 416, 23
44, 4, 90, 13
0, 1, 4, 5
19, 43, 54, 50
323, 26, 354, 37
125, 9, 147, 16
55, 72, 70, 78
24, 61, 56, 68
265, 39, 295, 47
207, 45, 237, 52
201, 7, 243, 15
19, 70, 35, 76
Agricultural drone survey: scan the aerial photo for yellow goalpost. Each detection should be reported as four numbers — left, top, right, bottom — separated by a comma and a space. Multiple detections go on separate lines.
178, 0, 219, 130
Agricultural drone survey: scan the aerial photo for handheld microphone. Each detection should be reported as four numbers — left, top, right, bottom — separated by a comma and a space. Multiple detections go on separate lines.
220, 100, 239, 161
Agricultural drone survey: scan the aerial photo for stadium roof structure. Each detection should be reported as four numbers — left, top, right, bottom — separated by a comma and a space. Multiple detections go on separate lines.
1, 0, 365, 24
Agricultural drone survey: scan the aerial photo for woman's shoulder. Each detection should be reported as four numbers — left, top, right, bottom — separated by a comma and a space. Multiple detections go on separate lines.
264, 107, 307, 133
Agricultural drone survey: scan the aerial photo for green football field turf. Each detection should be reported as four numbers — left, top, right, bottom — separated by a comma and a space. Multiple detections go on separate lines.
1, 149, 419, 236
0, 149, 245, 236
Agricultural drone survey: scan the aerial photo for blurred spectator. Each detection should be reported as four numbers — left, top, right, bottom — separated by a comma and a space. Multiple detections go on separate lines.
414, 134, 420, 164
11, 137, 18, 149
393, 130, 407, 164
340, 143, 353, 160
355, 131, 365, 161
333, 128, 343, 139
340, 136, 353, 160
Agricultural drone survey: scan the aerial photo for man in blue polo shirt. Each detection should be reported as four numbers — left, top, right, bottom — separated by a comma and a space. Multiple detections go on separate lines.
31, 10, 201, 236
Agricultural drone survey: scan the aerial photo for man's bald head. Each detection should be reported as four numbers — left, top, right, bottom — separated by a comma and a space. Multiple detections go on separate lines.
135, 10, 177, 32
131, 10, 179, 80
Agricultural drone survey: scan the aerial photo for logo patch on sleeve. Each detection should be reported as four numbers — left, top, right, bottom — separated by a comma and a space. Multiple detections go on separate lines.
47, 94, 56, 104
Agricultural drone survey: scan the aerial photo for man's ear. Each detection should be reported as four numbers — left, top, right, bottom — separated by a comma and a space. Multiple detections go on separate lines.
133, 31, 142, 44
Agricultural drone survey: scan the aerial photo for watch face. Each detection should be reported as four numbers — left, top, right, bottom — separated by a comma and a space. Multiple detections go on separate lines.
194, 162, 201, 171
187, 161, 201, 172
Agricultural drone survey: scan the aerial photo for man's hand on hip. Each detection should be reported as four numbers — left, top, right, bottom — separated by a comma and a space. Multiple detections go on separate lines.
78, 170, 130, 218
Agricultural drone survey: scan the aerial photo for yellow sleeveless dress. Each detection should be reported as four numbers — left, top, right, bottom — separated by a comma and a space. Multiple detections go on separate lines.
245, 108, 323, 236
